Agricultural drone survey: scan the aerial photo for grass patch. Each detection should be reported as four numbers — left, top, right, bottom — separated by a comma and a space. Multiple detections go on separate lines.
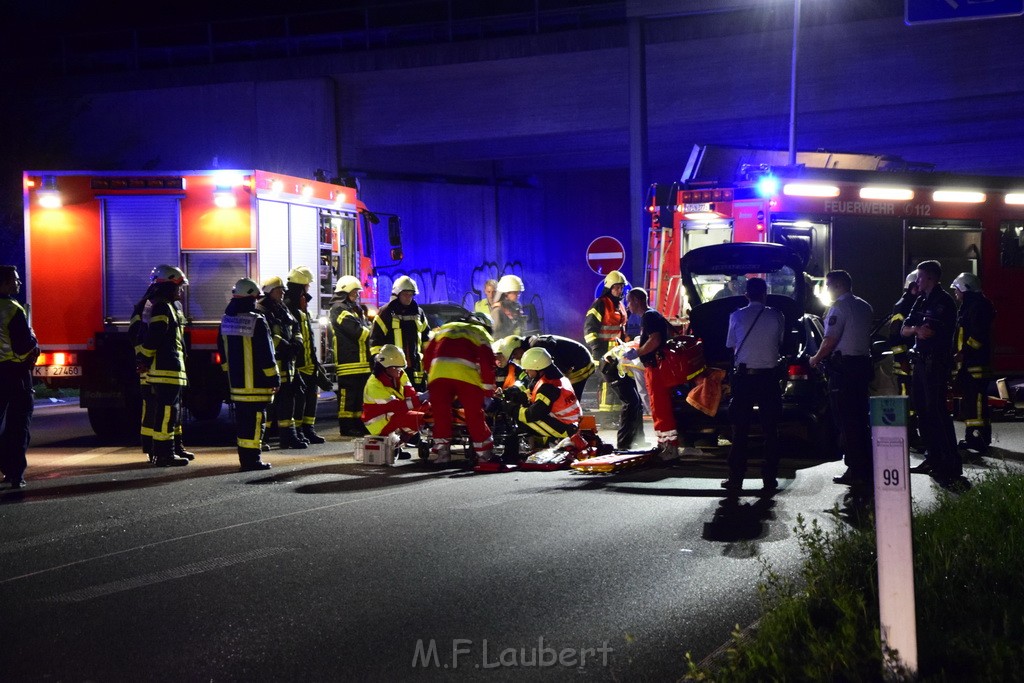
686, 470, 1024, 682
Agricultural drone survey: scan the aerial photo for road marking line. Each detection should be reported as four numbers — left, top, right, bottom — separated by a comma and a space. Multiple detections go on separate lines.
0, 478, 455, 585
44, 547, 289, 603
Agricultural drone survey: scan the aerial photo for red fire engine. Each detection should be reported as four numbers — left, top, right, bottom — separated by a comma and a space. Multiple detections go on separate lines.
23, 169, 390, 437
646, 146, 1024, 374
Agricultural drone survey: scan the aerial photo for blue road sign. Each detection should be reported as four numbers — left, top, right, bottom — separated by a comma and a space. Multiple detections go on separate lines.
906, 0, 1024, 25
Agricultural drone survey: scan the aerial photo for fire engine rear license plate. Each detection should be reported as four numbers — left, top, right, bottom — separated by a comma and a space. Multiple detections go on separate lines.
33, 365, 82, 378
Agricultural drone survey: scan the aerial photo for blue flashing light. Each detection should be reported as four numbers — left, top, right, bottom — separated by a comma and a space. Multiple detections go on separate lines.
756, 175, 780, 197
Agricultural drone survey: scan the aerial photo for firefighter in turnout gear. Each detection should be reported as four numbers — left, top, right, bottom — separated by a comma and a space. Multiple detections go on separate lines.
128, 281, 158, 461
369, 275, 431, 389
493, 274, 528, 338
285, 266, 326, 445
135, 265, 191, 467
952, 272, 996, 454
0, 266, 38, 489
362, 344, 428, 441
887, 271, 924, 450
258, 276, 306, 449
513, 347, 582, 444
493, 334, 594, 402
219, 278, 278, 471
424, 315, 497, 464
584, 270, 629, 357
330, 275, 372, 437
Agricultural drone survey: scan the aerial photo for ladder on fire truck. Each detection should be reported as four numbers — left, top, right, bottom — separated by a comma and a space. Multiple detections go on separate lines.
644, 183, 679, 317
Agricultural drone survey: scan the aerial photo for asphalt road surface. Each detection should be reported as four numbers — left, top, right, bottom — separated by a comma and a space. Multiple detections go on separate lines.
1, 398, 1020, 681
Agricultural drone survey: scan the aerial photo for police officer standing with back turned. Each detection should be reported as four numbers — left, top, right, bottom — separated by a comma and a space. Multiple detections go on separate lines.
809, 270, 874, 489
722, 277, 785, 493
0, 265, 39, 489
902, 260, 969, 492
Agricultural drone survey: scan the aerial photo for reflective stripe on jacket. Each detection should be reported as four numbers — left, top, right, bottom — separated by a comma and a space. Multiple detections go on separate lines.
362, 369, 421, 435
423, 322, 496, 391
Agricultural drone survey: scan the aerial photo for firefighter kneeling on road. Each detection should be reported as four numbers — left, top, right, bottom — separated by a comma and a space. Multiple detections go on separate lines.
362, 345, 428, 449
506, 347, 582, 447
423, 314, 497, 464
218, 278, 279, 471
493, 333, 594, 402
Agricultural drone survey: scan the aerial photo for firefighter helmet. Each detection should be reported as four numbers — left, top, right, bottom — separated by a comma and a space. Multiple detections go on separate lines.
287, 266, 315, 285
376, 344, 406, 368
520, 347, 553, 371
261, 276, 285, 294
232, 278, 261, 298
466, 312, 494, 335
391, 275, 419, 296
494, 335, 524, 361
151, 264, 188, 285
334, 275, 362, 294
904, 271, 918, 289
951, 272, 982, 293
496, 274, 524, 294
603, 270, 628, 288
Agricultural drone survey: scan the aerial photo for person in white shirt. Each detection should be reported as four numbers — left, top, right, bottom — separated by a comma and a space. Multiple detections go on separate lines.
722, 277, 786, 492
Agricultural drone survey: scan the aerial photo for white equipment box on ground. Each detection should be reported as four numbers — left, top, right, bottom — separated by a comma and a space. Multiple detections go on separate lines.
353, 436, 397, 466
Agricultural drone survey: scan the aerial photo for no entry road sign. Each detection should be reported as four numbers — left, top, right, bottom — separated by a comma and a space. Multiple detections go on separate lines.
586, 236, 625, 275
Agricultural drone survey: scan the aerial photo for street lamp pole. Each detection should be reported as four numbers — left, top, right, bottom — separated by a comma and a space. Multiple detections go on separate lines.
788, 0, 801, 166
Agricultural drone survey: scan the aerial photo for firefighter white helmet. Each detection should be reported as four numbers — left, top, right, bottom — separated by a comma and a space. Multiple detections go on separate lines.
334, 275, 362, 294
904, 271, 918, 289
151, 264, 188, 285
494, 335, 524, 361
603, 270, 629, 288
232, 278, 261, 298
951, 272, 982, 293
520, 347, 553, 371
391, 275, 419, 296
261, 276, 285, 294
287, 266, 315, 285
496, 274, 524, 294
376, 344, 406, 368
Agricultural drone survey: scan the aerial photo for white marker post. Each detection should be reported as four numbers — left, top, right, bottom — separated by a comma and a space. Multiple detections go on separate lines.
870, 395, 917, 674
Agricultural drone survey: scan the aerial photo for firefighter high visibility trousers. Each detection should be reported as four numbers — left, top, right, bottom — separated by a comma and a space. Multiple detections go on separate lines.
429, 378, 493, 456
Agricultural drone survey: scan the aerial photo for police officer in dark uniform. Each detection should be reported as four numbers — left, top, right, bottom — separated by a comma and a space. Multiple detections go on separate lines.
0, 266, 39, 489
951, 272, 996, 455
810, 270, 874, 488
722, 277, 785, 492
902, 260, 969, 492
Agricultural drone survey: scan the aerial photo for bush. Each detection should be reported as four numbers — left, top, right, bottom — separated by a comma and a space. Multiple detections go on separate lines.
686, 471, 1024, 682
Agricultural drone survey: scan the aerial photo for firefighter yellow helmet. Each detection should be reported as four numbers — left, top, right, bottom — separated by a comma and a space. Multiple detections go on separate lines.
232, 278, 261, 298
376, 344, 406, 368
603, 270, 628, 288
391, 275, 419, 296
151, 264, 188, 285
261, 276, 285, 294
951, 272, 982, 293
287, 266, 315, 285
494, 335, 524, 361
519, 347, 553, 371
334, 275, 362, 294
496, 274, 524, 294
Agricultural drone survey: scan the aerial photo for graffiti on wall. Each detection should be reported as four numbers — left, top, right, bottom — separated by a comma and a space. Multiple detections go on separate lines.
378, 261, 545, 333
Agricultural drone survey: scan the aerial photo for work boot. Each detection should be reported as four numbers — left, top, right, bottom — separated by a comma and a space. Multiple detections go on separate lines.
152, 440, 189, 467
301, 425, 326, 444
279, 428, 308, 450
173, 435, 195, 461
431, 441, 451, 464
